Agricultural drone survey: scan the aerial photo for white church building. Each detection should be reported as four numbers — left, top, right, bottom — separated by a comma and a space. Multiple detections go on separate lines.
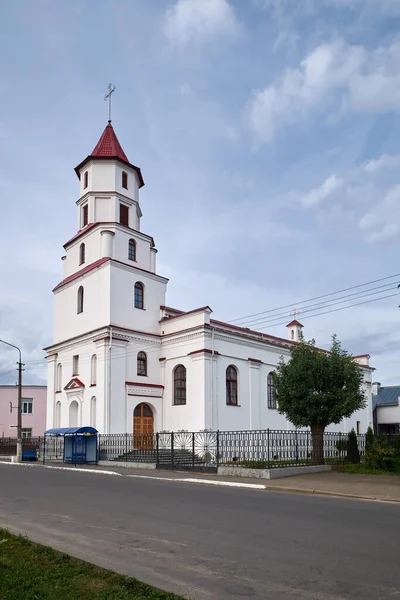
45, 119, 374, 436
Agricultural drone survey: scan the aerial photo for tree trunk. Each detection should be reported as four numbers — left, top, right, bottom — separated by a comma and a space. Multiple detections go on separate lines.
311, 423, 326, 464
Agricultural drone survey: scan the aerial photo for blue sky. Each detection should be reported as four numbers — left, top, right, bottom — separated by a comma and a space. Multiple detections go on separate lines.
1, 0, 400, 385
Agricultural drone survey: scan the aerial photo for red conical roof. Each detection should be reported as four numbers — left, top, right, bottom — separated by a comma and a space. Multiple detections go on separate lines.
74, 122, 144, 188
91, 122, 129, 162
286, 319, 304, 328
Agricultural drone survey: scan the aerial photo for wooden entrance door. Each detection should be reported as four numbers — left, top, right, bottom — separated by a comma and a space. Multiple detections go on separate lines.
133, 403, 154, 450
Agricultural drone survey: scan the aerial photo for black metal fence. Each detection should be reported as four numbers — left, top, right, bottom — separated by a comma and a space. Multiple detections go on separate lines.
97, 429, 369, 471
3, 430, 397, 472
0, 436, 64, 459
0, 437, 43, 457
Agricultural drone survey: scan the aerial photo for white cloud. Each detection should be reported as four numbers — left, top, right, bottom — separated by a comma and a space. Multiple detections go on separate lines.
359, 184, 400, 243
248, 39, 400, 143
361, 154, 400, 174
302, 174, 343, 208
164, 0, 241, 46
263, 0, 400, 17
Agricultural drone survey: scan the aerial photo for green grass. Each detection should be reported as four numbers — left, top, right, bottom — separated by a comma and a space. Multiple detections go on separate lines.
226, 457, 345, 469
0, 529, 185, 600
337, 463, 400, 475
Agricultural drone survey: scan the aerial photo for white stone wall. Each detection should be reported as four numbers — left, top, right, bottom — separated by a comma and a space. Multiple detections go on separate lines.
377, 404, 400, 426
53, 264, 111, 344
109, 263, 167, 335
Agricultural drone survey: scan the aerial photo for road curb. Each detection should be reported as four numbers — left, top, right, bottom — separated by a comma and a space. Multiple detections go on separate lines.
0, 461, 122, 477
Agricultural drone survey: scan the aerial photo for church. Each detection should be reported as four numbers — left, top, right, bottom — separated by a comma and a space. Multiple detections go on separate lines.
45, 116, 374, 436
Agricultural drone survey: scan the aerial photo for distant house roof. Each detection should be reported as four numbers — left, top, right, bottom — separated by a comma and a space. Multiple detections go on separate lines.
372, 386, 400, 410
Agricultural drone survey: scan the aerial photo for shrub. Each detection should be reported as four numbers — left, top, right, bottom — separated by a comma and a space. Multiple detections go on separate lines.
335, 438, 348, 456
347, 429, 360, 464
365, 426, 375, 453
364, 436, 397, 472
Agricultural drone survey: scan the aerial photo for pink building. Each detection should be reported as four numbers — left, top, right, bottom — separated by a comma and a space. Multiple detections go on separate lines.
0, 385, 47, 438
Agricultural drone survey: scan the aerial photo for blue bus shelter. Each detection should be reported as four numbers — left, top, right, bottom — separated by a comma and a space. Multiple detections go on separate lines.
43, 427, 98, 465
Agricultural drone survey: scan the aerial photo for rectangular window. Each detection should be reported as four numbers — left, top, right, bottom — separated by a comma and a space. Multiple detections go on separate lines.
82, 204, 88, 227
119, 204, 129, 227
72, 355, 79, 375
22, 398, 33, 414
21, 428, 32, 439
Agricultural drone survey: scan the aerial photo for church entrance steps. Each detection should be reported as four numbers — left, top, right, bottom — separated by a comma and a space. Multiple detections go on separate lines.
114, 448, 217, 473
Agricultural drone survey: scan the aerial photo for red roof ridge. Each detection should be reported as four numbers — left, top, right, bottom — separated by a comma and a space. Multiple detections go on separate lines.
210, 318, 292, 347
53, 257, 110, 291
160, 305, 185, 314
160, 305, 212, 322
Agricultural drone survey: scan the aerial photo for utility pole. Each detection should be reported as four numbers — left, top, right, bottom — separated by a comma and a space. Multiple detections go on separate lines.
17, 358, 22, 462
0, 339, 23, 462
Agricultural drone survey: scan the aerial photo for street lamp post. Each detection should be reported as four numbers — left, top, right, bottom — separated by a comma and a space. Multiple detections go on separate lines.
0, 339, 23, 462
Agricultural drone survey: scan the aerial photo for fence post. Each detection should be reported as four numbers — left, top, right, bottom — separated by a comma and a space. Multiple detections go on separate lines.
216, 430, 220, 468
267, 429, 270, 469
125, 433, 128, 458
171, 431, 174, 470
156, 432, 159, 465
192, 433, 195, 472
306, 430, 309, 465
295, 430, 299, 464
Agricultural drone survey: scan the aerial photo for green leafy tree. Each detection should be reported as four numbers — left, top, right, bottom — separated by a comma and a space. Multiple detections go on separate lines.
275, 335, 366, 463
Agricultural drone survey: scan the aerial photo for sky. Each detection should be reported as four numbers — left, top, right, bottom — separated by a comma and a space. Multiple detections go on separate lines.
1, 0, 400, 386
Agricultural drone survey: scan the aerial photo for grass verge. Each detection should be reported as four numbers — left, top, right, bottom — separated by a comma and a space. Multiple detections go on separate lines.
336, 463, 400, 475
0, 528, 185, 600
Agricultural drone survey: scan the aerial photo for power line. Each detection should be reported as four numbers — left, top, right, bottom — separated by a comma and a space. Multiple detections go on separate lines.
228, 272, 400, 324
238, 283, 398, 329
264, 291, 400, 330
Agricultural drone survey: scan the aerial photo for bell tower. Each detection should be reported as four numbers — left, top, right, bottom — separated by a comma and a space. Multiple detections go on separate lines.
45, 96, 168, 433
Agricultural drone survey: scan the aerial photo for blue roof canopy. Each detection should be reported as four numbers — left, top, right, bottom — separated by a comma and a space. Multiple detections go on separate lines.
44, 427, 98, 436
372, 386, 400, 410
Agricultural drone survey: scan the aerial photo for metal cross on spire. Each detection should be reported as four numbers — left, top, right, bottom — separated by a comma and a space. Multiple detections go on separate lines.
291, 308, 300, 319
104, 84, 116, 123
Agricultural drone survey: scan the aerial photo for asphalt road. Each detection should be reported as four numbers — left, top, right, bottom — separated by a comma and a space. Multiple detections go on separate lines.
0, 465, 399, 600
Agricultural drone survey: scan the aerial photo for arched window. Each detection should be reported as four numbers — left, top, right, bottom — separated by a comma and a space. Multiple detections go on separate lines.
56, 363, 62, 392
84, 171, 88, 188
91, 354, 97, 386
90, 397, 96, 429
69, 400, 79, 428
79, 243, 85, 265
173, 365, 186, 405
55, 401, 61, 428
77, 286, 84, 314
128, 239, 136, 261
291, 329, 294, 340
82, 204, 88, 227
122, 171, 128, 189
226, 365, 238, 405
267, 372, 277, 409
137, 351, 147, 376
134, 282, 144, 309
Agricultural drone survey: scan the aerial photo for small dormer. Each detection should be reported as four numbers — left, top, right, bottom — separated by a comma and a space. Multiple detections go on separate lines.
286, 319, 304, 341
